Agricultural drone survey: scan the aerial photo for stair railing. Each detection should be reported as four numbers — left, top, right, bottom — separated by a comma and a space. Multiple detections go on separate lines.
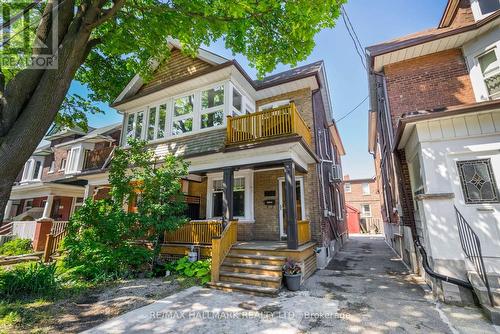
455, 206, 494, 307
211, 220, 238, 282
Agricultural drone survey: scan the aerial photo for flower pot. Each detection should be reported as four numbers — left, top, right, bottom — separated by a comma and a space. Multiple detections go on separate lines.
284, 273, 301, 291
187, 251, 198, 262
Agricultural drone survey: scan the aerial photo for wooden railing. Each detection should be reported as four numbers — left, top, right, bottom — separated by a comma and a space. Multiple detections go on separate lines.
211, 220, 238, 282
51, 221, 68, 235
298, 220, 311, 245
164, 220, 223, 245
0, 222, 13, 235
226, 103, 312, 146
43, 229, 68, 262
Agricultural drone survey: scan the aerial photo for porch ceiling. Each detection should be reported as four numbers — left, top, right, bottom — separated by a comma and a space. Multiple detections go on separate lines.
10, 182, 85, 200
187, 140, 316, 174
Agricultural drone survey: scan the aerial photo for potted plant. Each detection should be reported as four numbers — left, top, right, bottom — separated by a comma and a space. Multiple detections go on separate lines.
282, 259, 302, 291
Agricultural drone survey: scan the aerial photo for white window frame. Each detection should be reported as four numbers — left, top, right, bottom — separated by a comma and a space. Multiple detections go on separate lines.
172, 93, 195, 136
470, 0, 500, 21
21, 157, 44, 182
344, 183, 352, 193
477, 47, 500, 100
200, 84, 225, 129
362, 183, 371, 195
467, 38, 500, 102
361, 204, 372, 218
48, 160, 56, 173
206, 170, 254, 222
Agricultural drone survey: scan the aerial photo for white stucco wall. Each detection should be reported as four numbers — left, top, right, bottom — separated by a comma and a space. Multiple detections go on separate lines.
404, 109, 500, 274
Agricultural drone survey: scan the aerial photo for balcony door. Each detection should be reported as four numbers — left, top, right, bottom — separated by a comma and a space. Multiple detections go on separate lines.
278, 177, 305, 239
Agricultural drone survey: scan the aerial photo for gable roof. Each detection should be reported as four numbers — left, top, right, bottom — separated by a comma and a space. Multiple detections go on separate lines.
366, 4, 499, 59
54, 123, 121, 148
255, 61, 324, 89
45, 125, 90, 141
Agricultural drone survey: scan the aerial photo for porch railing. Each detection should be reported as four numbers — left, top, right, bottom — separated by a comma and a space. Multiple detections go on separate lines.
51, 221, 68, 235
455, 206, 494, 307
0, 222, 13, 235
164, 220, 223, 245
226, 103, 312, 146
43, 228, 68, 262
298, 220, 311, 245
211, 220, 238, 282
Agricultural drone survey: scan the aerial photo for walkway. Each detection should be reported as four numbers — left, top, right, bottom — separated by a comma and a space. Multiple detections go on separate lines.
84, 235, 497, 334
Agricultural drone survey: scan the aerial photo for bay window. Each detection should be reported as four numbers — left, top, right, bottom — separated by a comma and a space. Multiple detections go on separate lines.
121, 80, 256, 145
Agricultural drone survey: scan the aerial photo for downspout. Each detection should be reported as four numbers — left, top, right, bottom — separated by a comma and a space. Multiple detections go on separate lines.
414, 238, 472, 289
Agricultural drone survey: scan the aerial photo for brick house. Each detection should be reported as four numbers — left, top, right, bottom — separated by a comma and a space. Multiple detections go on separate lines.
79, 40, 347, 295
1, 123, 121, 250
367, 0, 500, 314
343, 176, 383, 233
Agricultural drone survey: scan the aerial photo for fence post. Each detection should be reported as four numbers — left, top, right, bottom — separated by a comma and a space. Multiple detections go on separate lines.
211, 237, 221, 282
33, 218, 53, 251
43, 233, 54, 263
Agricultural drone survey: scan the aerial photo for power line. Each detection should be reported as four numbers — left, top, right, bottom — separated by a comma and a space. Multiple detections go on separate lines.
336, 95, 368, 123
340, 5, 366, 70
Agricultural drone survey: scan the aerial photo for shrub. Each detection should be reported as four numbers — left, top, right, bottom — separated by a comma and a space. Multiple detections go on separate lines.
165, 257, 211, 285
0, 238, 33, 256
0, 263, 58, 300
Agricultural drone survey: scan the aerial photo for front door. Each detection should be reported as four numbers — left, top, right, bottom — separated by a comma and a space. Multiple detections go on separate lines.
278, 177, 305, 239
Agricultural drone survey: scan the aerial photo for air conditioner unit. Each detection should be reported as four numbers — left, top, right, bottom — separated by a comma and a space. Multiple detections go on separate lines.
329, 164, 342, 183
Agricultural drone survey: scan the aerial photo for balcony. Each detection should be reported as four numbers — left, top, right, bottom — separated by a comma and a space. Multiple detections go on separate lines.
226, 103, 312, 147
83, 146, 114, 171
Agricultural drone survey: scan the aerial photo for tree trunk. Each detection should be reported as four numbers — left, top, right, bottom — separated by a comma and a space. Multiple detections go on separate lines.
0, 20, 92, 222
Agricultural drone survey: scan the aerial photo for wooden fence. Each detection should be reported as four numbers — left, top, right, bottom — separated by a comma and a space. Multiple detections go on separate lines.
164, 220, 223, 245
43, 229, 68, 262
226, 103, 312, 146
211, 220, 238, 282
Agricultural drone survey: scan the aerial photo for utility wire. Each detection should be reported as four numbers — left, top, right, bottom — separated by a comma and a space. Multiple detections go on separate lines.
340, 5, 366, 70
336, 95, 368, 123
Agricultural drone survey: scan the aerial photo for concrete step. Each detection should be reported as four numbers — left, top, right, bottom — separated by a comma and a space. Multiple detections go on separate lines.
207, 281, 280, 297
468, 271, 500, 290
471, 285, 500, 307
480, 304, 500, 326
219, 271, 282, 289
225, 253, 286, 266
220, 262, 283, 277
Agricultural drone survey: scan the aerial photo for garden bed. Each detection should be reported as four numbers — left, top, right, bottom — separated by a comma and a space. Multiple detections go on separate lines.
0, 276, 198, 334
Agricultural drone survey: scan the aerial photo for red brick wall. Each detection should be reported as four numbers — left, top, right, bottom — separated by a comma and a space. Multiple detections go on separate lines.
344, 179, 383, 221
384, 48, 475, 129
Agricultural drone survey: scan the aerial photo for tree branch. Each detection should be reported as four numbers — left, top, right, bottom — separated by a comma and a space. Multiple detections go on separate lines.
86, 0, 125, 30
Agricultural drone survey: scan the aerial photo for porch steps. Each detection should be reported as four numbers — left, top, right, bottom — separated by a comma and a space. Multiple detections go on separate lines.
209, 251, 287, 296
208, 282, 280, 297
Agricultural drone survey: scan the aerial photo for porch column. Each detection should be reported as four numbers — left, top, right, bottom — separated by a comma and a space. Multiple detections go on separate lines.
42, 195, 54, 219
222, 167, 234, 222
3, 200, 12, 221
284, 160, 298, 249
84, 184, 96, 200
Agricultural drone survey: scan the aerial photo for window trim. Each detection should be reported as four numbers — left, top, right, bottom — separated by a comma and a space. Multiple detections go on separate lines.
361, 204, 372, 218
457, 158, 500, 204
206, 170, 254, 221
21, 157, 44, 182
362, 182, 371, 195
471, 0, 500, 21
344, 183, 352, 193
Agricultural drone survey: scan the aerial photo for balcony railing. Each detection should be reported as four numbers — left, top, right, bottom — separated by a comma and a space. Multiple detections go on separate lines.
226, 103, 312, 147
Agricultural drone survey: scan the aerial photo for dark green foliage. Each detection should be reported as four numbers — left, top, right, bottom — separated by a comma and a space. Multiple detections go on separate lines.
0, 239, 33, 256
0, 263, 58, 300
165, 257, 211, 285
63, 139, 188, 281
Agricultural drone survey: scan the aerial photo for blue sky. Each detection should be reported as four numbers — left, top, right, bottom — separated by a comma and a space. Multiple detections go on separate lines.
72, 0, 447, 179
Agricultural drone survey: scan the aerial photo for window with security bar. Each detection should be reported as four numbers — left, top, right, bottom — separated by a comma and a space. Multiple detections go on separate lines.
457, 159, 500, 204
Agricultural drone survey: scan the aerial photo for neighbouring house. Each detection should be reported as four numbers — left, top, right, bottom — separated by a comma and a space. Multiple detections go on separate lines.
367, 0, 500, 317
78, 40, 347, 295
343, 176, 383, 234
0, 123, 121, 250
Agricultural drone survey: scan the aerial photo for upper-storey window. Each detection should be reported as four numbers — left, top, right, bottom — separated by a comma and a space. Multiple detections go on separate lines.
478, 0, 500, 15
478, 48, 500, 100
122, 81, 255, 145
471, 0, 500, 21
201, 86, 224, 128
21, 158, 44, 182
173, 95, 194, 135
362, 183, 370, 195
66, 146, 82, 174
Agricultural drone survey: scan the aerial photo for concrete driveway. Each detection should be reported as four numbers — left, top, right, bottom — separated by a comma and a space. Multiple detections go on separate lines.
84, 235, 498, 334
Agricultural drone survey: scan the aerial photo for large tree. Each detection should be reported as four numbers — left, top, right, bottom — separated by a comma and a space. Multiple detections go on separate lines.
0, 0, 345, 221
